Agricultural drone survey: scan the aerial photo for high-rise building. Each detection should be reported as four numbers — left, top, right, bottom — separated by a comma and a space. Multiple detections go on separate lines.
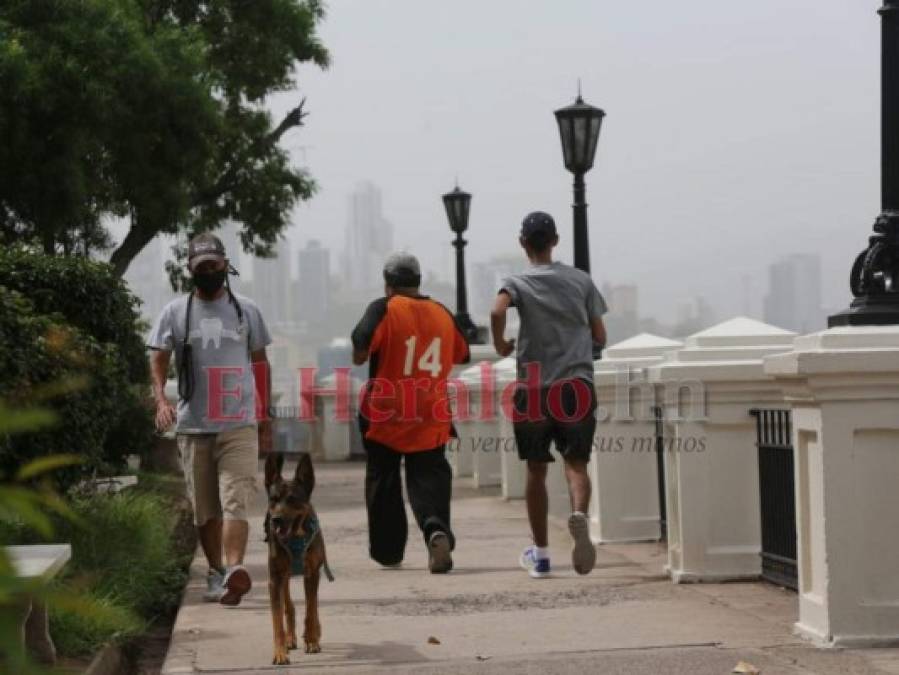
672, 295, 717, 338
296, 240, 330, 323
253, 239, 292, 327
343, 182, 394, 293
763, 254, 824, 334
471, 255, 530, 325
601, 283, 640, 343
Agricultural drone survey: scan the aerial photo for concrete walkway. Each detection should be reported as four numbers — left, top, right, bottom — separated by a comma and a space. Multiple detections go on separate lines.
163, 462, 899, 674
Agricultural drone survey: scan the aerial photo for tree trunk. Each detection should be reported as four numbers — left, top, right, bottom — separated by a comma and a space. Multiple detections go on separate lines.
109, 223, 158, 277
41, 232, 55, 256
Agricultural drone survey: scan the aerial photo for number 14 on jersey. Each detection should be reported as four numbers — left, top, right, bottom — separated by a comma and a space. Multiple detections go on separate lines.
402, 336, 443, 377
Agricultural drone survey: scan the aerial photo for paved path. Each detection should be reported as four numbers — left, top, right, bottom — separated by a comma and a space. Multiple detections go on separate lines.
163, 462, 899, 674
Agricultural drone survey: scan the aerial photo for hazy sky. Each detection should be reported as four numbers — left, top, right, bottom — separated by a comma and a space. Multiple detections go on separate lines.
265, 0, 878, 323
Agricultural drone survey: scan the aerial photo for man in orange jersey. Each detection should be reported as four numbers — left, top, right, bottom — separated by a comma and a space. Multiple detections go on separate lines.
351, 252, 470, 573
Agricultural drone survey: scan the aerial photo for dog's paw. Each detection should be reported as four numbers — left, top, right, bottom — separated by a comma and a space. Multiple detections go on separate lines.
286, 634, 298, 650
272, 649, 290, 665
305, 641, 321, 654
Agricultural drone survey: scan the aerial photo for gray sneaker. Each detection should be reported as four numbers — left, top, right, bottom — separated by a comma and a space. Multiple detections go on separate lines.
568, 512, 596, 575
428, 531, 453, 574
203, 568, 225, 602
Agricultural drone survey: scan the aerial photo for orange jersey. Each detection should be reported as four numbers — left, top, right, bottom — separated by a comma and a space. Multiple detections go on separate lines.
351, 295, 470, 452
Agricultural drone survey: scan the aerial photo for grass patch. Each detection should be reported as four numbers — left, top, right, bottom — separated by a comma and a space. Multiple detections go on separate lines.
0, 475, 195, 657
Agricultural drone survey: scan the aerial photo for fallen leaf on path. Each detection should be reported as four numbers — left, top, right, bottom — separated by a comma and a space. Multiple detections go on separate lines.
733, 662, 760, 674
427, 636, 441, 645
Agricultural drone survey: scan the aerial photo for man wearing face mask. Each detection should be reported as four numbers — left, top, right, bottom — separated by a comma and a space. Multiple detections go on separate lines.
148, 233, 273, 607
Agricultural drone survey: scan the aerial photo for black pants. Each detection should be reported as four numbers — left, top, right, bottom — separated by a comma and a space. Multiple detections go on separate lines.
364, 438, 455, 566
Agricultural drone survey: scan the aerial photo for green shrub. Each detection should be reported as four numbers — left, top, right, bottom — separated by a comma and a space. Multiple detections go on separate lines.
0, 486, 193, 657
0, 287, 137, 489
49, 595, 144, 658
58, 490, 190, 617
0, 245, 154, 486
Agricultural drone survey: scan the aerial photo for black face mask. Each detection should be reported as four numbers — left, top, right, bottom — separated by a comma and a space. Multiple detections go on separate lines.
193, 269, 226, 295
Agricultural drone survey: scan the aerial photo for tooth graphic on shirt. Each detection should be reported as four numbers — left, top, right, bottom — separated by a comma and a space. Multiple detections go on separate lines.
188, 317, 241, 349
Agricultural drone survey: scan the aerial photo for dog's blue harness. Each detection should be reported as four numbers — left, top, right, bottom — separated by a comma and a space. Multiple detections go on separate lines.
288, 515, 319, 576
287, 515, 334, 581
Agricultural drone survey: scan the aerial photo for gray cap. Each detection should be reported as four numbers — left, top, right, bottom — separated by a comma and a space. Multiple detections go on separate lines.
383, 251, 421, 287
188, 232, 226, 270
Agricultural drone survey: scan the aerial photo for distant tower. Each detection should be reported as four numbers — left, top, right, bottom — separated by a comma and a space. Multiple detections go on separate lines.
254, 239, 292, 327
296, 240, 330, 322
600, 283, 640, 343
763, 254, 824, 333
344, 182, 395, 292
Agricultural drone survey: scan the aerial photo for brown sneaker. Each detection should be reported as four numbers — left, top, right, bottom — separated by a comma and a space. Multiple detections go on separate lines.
220, 565, 252, 606
428, 531, 453, 574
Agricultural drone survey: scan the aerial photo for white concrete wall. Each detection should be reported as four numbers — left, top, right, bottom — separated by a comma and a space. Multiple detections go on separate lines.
472, 357, 515, 488
590, 333, 683, 543
766, 325, 899, 647
450, 363, 481, 478
319, 374, 361, 461
648, 317, 796, 582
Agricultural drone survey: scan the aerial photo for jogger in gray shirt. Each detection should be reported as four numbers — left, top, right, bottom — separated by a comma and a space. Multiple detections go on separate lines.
491, 211, 607, 579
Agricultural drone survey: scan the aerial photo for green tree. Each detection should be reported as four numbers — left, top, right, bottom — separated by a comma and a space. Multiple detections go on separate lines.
0, 0, 328, 275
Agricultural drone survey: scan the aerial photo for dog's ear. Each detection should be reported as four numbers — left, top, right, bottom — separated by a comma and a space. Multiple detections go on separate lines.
293, 452, 315, 497
265, 452, 284, 488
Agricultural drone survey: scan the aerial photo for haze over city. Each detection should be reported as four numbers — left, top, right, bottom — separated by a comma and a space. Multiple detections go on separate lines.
121, 0, 878, 356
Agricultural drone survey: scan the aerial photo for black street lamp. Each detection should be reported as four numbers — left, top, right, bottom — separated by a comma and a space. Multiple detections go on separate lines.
442, 184, 483, 344
555, 90, 605, 273
830, 0, 899, 326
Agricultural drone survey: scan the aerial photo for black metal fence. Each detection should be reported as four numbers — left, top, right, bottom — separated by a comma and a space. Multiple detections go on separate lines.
750, 409, 798, 590
652, 406, 667, 541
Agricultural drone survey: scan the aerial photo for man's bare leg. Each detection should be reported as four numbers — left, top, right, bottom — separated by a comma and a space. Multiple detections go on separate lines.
199, 518, 224, 572
223, 519, 249, 566
525, 461, 549, 547
563, 458, 591, 514
219, 518, 251, 605
564, 457, 596, 574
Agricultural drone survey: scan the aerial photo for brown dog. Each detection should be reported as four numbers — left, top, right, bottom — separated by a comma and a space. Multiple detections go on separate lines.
264, 452, 333, 665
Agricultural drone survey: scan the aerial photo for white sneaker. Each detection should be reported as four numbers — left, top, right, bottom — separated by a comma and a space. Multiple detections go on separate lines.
568, 512, 596, 575
519, 545, 551, 579
203, 568, 225, 602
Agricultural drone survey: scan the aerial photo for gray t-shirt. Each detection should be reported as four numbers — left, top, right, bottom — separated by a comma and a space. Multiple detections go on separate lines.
500, 262, 607, 386
147, 292, 272, 434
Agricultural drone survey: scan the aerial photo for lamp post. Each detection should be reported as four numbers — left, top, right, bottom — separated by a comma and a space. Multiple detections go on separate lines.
554, 90, 605, 273
442, 184, 483, 343
830, 0, 899, 326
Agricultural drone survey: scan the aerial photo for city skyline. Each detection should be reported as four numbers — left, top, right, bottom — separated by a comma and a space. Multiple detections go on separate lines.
123, 189, 826, 349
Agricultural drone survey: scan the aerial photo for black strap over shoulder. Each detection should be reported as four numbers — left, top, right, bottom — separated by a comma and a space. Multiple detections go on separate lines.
177, 275, 250, 403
